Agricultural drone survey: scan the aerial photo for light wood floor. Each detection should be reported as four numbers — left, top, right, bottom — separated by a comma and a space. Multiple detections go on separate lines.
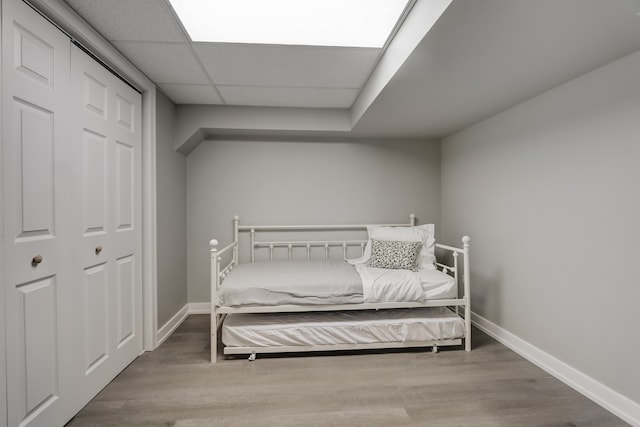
67, 314, 628, 426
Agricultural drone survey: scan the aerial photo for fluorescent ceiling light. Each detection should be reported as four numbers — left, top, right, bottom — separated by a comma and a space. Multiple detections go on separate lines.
169, 0, 410, 48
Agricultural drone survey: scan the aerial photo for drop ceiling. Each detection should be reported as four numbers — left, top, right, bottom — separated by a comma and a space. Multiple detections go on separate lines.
62, 0, 640, 141
64, 0, 392, 109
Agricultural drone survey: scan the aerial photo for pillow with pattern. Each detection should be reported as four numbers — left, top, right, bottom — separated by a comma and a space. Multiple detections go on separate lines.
366, 239, 422, 271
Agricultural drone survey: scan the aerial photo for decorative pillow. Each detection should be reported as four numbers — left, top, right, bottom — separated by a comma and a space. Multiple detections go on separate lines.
346, 224, 436, 269
371, 224, 435, 269
366, 239, 422, 271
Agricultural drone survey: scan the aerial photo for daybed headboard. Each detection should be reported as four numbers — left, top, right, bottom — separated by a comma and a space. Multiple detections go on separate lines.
234, 214, 416, 263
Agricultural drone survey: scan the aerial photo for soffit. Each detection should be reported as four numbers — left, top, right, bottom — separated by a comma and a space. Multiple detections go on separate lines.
350, 0, 640, 138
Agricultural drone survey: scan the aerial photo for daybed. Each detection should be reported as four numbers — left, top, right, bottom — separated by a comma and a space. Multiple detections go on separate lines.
209, 215, 470, 362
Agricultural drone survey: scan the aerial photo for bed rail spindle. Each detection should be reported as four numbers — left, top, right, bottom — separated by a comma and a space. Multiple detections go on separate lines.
324, 243, 329, 261
288, 243, 293, 261
453, 251, 459, 314
307, 243, 311, 261
250, 228, 255, 263
361, 242, 365, 257
233, 215, 240, 266
342, 242, 347, 259
269, 244, 274, 261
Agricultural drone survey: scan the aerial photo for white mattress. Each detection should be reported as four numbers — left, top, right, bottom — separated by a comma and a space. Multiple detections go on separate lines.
222, 307, 465, 348
217, 261, 457, 307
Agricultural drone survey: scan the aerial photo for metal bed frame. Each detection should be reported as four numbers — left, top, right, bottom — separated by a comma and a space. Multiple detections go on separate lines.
209, 214, 470, 363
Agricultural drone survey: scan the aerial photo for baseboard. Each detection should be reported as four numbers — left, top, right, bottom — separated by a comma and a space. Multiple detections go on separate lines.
188, 302, 211, 314
155, 303, 211, 348
471, 312, 640, 427
156, 304, 189, 347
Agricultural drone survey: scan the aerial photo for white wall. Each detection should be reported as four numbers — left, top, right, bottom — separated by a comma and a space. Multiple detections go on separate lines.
187, 138, 441, 303
155, 91, 188, 327
441, 50, 640, 405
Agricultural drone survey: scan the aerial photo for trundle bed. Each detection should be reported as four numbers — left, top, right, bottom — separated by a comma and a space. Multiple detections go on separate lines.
209, 215, 470, 363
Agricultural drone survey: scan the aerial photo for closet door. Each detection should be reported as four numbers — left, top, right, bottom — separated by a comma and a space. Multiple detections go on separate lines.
1, 0, 74, 426
70, 45, 143, 406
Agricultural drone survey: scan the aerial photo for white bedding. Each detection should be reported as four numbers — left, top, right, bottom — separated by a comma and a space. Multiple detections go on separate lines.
222, 307, 466, 348
217, 260, 457, 307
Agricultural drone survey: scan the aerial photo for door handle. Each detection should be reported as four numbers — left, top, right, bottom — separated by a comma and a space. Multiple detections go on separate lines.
95, 246, 103, 255
32, 255, 43, 266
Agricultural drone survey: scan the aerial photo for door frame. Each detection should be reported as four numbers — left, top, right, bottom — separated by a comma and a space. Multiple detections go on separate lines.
24, 0, 159, 351
0, 3, 8, 425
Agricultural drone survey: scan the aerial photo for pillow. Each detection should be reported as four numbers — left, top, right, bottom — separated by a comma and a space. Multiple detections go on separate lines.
366, 239, 422, 271
355, 224, 436, 269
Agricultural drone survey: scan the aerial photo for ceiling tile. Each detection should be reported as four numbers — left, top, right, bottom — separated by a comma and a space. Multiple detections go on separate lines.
65, 0, 186, 42
217, 86, 358, 108
158, 84, 224, 105
194, 44, 380, 88
114, 42, 210, 85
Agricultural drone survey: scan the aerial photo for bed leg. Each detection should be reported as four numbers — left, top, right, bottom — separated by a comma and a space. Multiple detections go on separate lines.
465, 322, 472, 352
248, 351, 256, 362
211, 315, 218, 364
432, 344, 438, 353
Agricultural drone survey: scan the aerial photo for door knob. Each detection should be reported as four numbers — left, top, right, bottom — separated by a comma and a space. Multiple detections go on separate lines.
95, 246, 103, 255
32, 255, 43, 266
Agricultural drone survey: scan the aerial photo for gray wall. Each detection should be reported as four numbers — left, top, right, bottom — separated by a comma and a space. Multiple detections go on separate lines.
155, 91, 188, 327
187, 138, 441, 303
441, 50, 640, 403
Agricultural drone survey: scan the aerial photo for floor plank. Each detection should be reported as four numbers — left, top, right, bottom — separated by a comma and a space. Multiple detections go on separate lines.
66, 314, 629, 426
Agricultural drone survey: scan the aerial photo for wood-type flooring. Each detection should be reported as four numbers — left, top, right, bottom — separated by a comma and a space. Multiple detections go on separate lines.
67, 314, 629, 426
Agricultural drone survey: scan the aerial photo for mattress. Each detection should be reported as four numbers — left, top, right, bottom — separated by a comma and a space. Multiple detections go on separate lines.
222, 307, 466, 348
217, 260, 457, 307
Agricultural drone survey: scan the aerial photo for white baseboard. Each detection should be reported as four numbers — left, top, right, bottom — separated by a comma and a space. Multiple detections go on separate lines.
156, 304, 189, 347
155, 303, 212, 348
471, 312, 640, 427
188, 302, 211, 314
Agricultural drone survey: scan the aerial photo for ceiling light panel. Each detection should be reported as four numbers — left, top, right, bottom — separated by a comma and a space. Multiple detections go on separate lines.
168, 0, 410, 48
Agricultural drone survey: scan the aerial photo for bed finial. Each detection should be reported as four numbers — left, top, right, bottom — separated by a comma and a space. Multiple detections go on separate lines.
409, 213, 416, 226
462, 236, 470, 247
209, 239, 219, 252
233, 215, 240, 222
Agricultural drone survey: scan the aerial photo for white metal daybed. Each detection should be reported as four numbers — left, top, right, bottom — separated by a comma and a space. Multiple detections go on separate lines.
209, 215, 470, 363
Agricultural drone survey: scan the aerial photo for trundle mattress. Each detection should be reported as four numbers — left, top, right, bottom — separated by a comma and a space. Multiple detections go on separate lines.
221, 307, 465, 348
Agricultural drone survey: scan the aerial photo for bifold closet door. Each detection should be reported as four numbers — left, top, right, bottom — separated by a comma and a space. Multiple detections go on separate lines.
2, 0, 75, 426
70, 45, 143, 408
3, 0, 144, 424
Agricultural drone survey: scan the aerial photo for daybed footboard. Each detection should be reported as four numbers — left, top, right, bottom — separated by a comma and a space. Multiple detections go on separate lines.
209, 215, 470, 363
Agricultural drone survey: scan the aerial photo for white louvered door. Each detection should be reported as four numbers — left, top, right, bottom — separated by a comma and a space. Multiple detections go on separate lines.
1, 1, 75, 425
70, 45, 143, 407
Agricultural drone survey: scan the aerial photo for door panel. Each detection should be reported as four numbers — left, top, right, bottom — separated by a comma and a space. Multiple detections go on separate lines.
115, 94, 134, 130
2, 1, 73, 426
13, 99, 55, 238
116, 255, 135, 347
83, 73, 108, 118
71, 44, 143, 408
16, 276, 58, 418
83, 263, 109, 374
82, 129, 108, 235
13, 23, 54, 88
115, 141, 134, 230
